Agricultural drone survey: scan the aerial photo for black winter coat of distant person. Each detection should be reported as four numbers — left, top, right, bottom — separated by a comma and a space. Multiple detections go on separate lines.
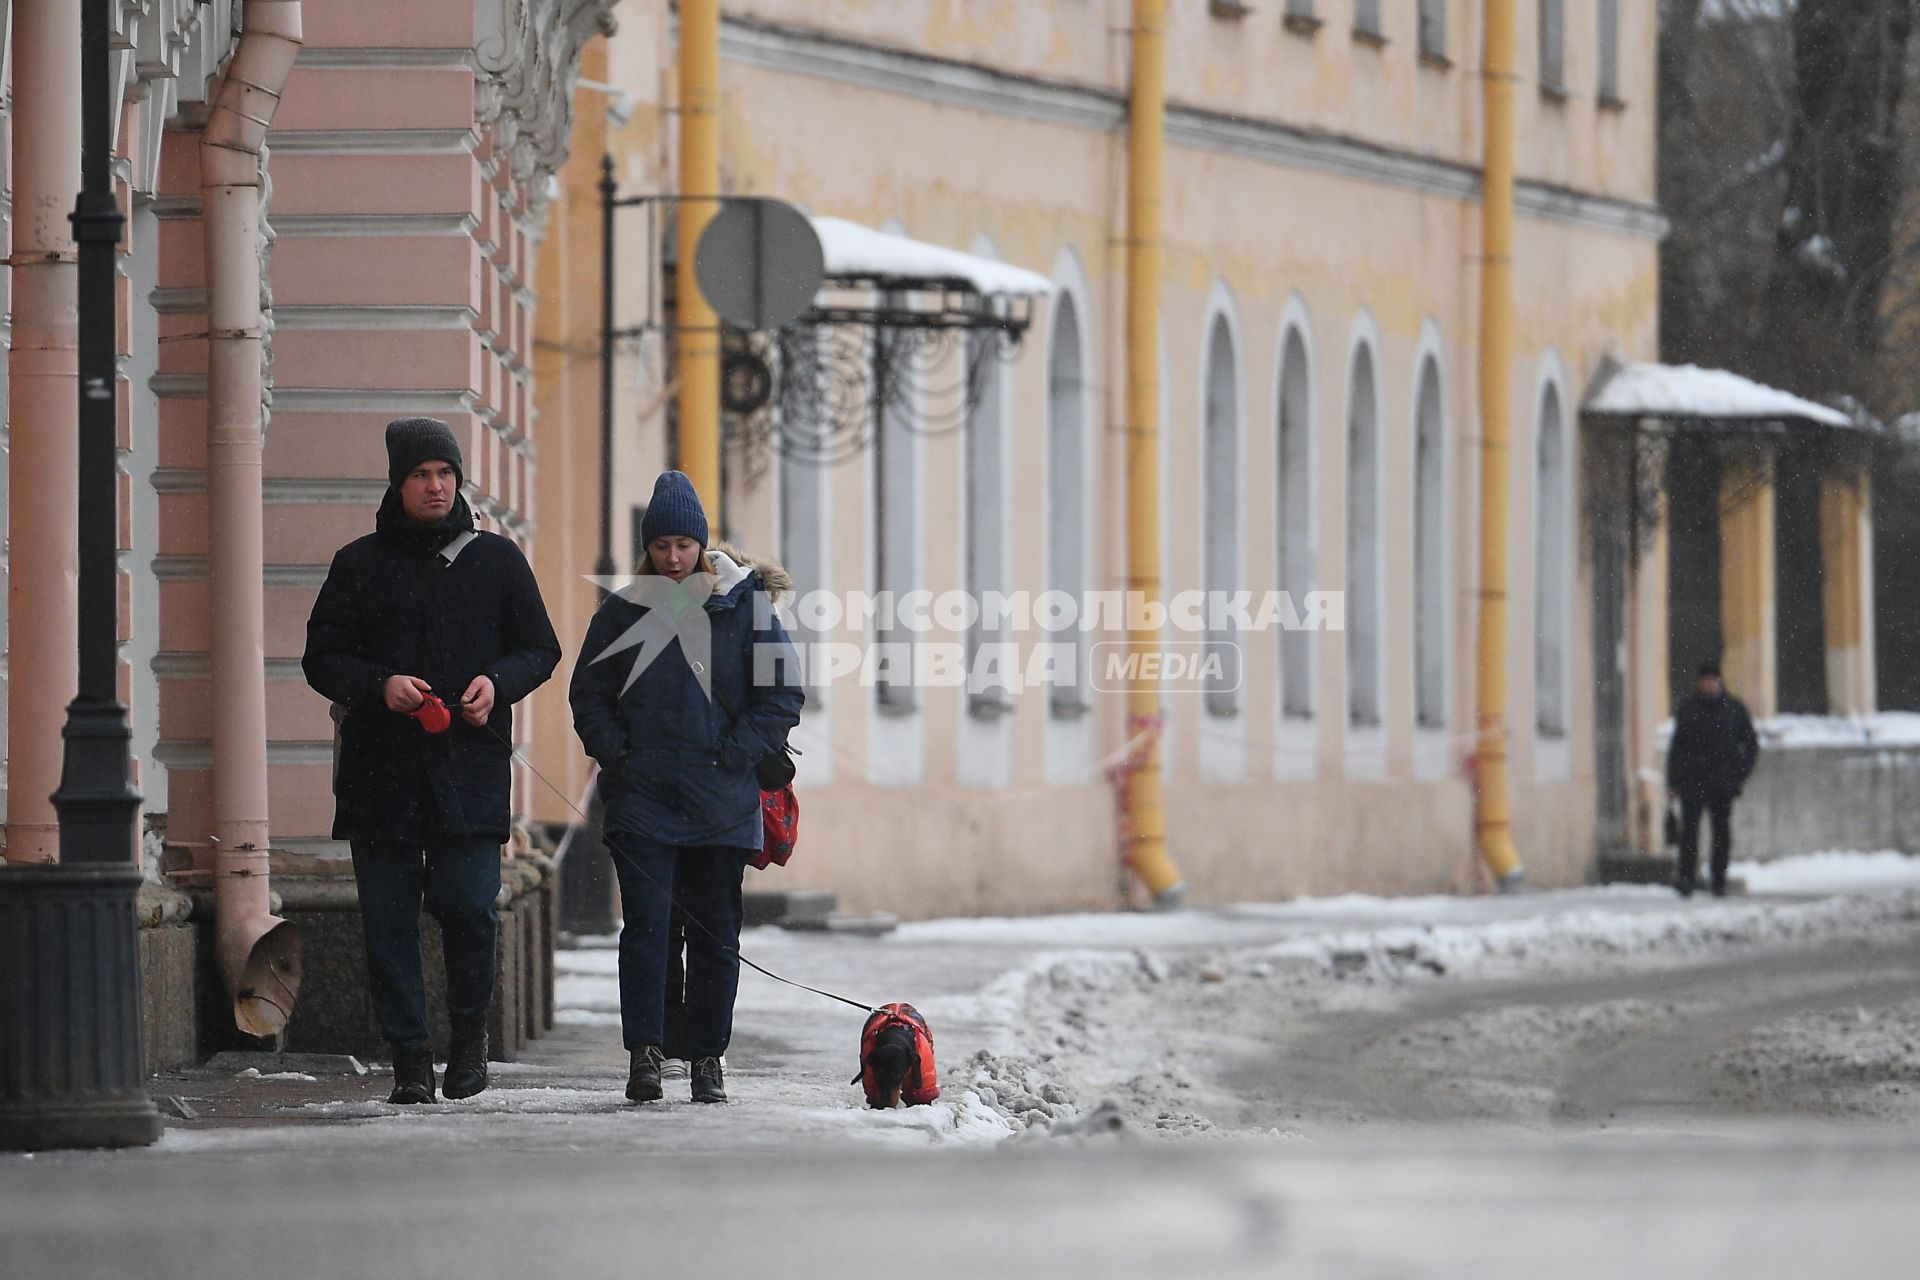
303, 492, 561, 843
1666, 689, 1760, 803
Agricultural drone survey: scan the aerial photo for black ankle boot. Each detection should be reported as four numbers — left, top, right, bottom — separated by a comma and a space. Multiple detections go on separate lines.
627, 1045, 665, 1103
691, 1056, 727, 1104
443, 1025, 490, 1100
389, 1046, 437, 1105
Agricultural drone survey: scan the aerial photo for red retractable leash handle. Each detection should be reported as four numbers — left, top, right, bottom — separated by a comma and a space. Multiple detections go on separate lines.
408, 692, 453, 734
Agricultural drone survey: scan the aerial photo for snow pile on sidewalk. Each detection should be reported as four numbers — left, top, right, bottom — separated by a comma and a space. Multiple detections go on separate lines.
939, 874, 1920, 1140
972, 889, 1920, 1014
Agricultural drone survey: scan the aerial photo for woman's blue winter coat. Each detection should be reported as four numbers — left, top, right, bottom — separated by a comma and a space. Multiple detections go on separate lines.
569, 548, 805, 851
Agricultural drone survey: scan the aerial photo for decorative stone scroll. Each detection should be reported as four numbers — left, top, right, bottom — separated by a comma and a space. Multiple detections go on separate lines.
113, 0, 239, 195
475, 0, 620, 210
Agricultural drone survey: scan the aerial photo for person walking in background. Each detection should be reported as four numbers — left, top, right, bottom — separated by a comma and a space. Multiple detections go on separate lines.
303, 417, 561, 1104
570, 472, 804, 1106
1665, 660, 1760, 899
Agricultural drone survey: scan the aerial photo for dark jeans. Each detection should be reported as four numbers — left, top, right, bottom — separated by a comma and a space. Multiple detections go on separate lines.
350, 835, 502, 1051
1677, 794, 1735, 892
605, 831, 747, 1058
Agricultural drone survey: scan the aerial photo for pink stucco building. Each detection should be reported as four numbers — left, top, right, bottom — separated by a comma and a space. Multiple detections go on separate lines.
1, 0, 617, 1064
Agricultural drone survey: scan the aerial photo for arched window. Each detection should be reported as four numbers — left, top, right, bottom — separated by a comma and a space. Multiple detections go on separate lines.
965, 338, 1008, 717
1598, 0, 1620, 102
1419, 0, 1446, 60
779, 335, 827, 712
1278, 327, 1314, 719
1047, 292, 1088, 718
1540, 0, 1566, 95
1536, 384, 1568, 736
1347, 344, 1381, 727
1414, 355, 1446, 728
874, 296, 918, 713
1203, 313, 1240, 718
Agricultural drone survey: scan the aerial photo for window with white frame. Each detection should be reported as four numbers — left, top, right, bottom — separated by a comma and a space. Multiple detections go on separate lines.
1535, 384, 1568, 736
1279, 328, 1314, 719
1346, 344, 1381, 727
1598, 0, 1621, 103
874, 309, 919, 713
1203, 314, 1240, 718
1047, 293, 1089, 718
1414, 356, 1447, 728
1540, 0, 1566, 96
965, 339, 1009, 717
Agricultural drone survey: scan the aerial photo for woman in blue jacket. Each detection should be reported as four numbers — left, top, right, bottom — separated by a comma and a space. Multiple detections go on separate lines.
569, 472, 805, 1104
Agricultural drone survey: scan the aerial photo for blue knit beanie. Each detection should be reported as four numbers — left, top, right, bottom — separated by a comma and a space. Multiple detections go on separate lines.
640, 471, 709, 548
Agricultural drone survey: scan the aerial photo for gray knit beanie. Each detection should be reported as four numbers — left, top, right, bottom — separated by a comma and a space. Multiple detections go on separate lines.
385, 417, 465, 489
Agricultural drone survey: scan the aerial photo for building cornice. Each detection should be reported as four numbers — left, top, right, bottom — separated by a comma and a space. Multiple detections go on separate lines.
718, 17, 1668, 242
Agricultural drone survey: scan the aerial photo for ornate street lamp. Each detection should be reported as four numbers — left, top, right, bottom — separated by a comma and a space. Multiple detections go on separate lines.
0, 0, 163, 1151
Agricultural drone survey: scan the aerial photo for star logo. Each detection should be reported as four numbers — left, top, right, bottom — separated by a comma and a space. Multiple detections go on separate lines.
583, 572, 720, 699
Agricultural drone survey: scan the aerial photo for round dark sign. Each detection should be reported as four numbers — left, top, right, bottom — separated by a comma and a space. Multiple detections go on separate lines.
694, 198, 826, 331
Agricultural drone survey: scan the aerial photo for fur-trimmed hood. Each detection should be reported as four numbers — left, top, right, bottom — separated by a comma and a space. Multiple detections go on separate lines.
707, 540, 794, 597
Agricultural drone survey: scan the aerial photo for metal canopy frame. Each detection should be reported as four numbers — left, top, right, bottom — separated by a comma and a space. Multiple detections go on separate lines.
599, 172, 1042, 484
1581, 406, 1872, 565
603, 188, 1041, 340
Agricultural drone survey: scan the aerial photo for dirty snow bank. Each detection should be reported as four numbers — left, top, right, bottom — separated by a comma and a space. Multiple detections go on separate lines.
975, 889, 1920, 1012
949, 888, 1920, 1139
1711, 997, 1920, 1115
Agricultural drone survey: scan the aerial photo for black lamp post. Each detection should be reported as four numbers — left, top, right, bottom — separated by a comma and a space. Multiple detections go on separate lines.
0, 0, 162, 1151
597, 153, 618, 583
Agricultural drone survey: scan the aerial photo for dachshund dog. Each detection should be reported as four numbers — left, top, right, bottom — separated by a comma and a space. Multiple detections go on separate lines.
854, 1003, 940, 1109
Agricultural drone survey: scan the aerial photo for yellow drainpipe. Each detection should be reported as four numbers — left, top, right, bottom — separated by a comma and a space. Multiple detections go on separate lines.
1123, 0, 1184, 906
1474, 0, 1525, 888
676, 0, 722, 514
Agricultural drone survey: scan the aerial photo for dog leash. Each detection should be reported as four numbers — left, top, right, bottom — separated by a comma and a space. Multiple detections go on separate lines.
441, 697, 879, 1016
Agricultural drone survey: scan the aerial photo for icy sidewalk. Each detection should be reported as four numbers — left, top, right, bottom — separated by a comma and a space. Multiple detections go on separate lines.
135, 850, 1920, 1157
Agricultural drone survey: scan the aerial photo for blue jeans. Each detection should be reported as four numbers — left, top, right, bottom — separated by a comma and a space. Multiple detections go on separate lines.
349, 835, 502, 1051
605, 831, 747, 1058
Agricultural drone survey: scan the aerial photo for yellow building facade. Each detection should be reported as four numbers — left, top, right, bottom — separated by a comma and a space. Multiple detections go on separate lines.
530, 1, 1663, 915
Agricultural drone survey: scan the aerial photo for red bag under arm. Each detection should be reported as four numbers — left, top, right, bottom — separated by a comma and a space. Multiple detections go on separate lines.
749, 784, 798, 871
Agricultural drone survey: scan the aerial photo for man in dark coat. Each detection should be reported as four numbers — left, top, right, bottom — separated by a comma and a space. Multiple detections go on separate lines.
303, 417, 560, 1104
1666, 659, 1760, 898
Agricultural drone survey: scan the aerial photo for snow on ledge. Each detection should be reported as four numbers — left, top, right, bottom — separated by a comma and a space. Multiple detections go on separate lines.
1656, 714, 1920, 749
1733, 850, 1920, 895
811, 217, 1056, 298
1757, 713, 1920, 749
1585, 361, 1851, 428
